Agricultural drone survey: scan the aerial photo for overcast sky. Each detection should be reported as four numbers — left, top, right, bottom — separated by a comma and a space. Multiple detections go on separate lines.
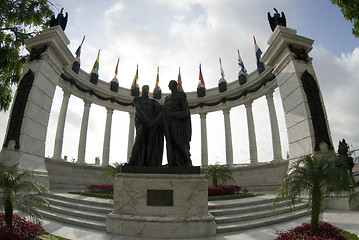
1, 0, 358, 165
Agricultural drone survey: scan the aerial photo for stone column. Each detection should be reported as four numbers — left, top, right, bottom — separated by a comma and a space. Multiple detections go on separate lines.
52, 89, 71, 160
266, 89, 282, 161
0, 26, 72, 189
261, 26, 333, 158
199, 112, 208, 166
222, 108, 233, 166
102, 107, 114, 166
245, 101, 258, 164
127, 112, 135, 161
77, 100, 91, 164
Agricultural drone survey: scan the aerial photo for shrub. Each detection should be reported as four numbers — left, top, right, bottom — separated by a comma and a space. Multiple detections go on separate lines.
202, 163, 234, 187
276, 222, 346, 240
88, 184, 114, 194
0, 212, 45, 240
274, 152, 357, 235
208, 184, 248, 196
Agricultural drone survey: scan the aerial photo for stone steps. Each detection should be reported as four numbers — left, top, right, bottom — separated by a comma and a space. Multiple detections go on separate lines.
39, 192, 309, 234
38, 192, 113, 231
45, 196, 112, 214
216, 208, 309, 233
37, 209, 106, 231
210, 198, 299, 216
209, 197, 310, 233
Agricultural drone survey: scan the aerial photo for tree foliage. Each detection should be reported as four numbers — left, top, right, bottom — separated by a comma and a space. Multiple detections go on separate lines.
0, 163, 51, 227
274, 151, 357, 236
100, 162, 123, 181
201, 163, 234, 187
331, 0, 359, 38
0, 0, 53, 112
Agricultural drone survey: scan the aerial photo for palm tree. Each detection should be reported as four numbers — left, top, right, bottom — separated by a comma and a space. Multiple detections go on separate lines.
0, 163, 50, 227
100, 162, 123, 181
202, 163, 234, 187
273, 151, 357, 235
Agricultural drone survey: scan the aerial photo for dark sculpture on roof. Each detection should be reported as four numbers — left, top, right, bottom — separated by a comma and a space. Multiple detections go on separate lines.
50, 8, 68, 31
268, 8, 286, 32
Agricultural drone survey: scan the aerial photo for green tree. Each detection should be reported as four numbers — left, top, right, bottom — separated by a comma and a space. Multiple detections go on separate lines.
0, 0, 53, 112
273, 151, 357, 235
0, 163, 50, 227
201, 163, 234, 187
331, 0, 359, 38
100, 162, 123, 181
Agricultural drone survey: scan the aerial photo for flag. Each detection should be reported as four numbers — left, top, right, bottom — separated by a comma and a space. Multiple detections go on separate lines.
177, 67, 183, 91
131, 64, 138, 90
199, 63, 205, 86
92, 50, 100, 71
253, 36, 263, 71
75, 36, 85, 58
154, 66, 160, 91
237, 49, 247, 74
114, 57, 119, 77
219, 57, 225, 78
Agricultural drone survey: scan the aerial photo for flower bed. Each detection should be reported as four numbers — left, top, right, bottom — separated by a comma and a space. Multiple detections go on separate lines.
276, 222, 348, 240
208, 184, 248, 196
88, 184, 114, 194
0, 213, 45, 240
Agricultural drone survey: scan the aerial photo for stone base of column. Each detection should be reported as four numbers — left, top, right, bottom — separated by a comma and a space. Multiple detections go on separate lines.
106, 172, 216, 238
76, 160, 87, 165
273, 156, 283, 161
0, 149, 50, 189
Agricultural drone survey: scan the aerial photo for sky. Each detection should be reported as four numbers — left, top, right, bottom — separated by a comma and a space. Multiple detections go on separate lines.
0, 0, 358, 166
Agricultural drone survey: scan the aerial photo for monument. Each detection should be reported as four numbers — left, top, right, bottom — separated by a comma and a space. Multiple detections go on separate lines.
107, 81, 216, 238
0, 6, 345, 235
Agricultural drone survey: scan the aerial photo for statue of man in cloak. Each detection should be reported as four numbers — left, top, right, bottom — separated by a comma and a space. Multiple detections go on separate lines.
163, 80, 192, 167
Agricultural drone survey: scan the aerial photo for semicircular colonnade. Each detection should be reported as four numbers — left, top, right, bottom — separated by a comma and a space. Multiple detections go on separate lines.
0, 25, 333, 191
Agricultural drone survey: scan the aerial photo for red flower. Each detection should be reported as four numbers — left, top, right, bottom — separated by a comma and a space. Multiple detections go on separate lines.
208, 184, 248, 196
88, 184, 114, 194
276, 222, 345, 240
0, 213, 45, 240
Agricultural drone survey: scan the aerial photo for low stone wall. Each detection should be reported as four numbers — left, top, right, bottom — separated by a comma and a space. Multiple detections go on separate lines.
45, 158, 113, 191
45, 158, 289, 192
230, 160, 289, 192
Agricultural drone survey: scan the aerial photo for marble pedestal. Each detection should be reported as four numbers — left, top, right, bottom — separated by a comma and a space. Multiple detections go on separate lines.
106, 173, 216, 238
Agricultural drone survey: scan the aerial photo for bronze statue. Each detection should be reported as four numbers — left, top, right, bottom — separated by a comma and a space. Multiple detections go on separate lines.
267, 8, 286, 32
50, 8, 68, 31
163, 80, 192, 167
128, 85, 164, 167
337, 139, 354, 172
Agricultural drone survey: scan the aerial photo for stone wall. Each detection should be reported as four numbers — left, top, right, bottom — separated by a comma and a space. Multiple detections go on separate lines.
230, 160, 289, 192
45, 158, 288, 192
45, 158, 113, 191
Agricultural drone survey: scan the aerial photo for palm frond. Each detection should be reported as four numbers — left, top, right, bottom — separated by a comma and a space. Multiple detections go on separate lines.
0, 163, 51, 225
100, 162, 123, 181
273, 151, 357, 235
201, 163, 234, 187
